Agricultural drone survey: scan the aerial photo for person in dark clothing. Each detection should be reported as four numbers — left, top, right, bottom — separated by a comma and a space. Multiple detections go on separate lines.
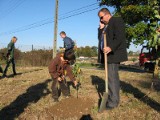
98, 21, 105, 64
2, 36, 17, 77
48, 50, 78, 102
98, 8, 128, 110
60, 31, 75, 52
0, 65, 3, 74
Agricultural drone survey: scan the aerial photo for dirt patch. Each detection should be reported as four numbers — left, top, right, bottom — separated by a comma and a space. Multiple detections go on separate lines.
46, 96, 94, 119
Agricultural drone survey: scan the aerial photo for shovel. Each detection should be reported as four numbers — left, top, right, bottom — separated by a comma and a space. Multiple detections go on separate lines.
98, 31, 108, 113
76, 82, 81, 99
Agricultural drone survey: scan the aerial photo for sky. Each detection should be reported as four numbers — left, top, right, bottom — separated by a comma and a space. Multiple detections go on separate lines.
0, 0, 141, 52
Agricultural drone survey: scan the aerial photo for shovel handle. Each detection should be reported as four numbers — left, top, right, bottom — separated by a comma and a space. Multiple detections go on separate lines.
103, 32, 108, 93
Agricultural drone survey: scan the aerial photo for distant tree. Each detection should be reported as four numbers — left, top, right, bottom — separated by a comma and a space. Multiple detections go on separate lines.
128, 51, 134, 56
76, 46, 98, 57
91, 46, 98, 56
83, 46, 91, 57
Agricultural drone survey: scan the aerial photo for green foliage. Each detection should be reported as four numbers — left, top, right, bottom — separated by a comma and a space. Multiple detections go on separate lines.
126, 22, 148, 45
72, 63, 81, 76
76, 46, 98, 57
98, 0, 160, 48
72, 63, 82, 82
128, 51, 134, 56
131, 57, 137, 62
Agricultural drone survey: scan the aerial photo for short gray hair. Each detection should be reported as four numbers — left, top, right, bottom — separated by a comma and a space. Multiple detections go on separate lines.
98, 8, 111, 16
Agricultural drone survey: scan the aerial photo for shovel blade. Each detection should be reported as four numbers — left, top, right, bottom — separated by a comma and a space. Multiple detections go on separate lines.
98, 92, 108, 113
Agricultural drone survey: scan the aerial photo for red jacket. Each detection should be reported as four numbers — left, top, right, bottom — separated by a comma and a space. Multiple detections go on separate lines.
48, 53, 76, 81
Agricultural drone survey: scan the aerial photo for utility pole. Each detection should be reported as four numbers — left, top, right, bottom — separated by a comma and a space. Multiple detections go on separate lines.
53, 0, 58, 58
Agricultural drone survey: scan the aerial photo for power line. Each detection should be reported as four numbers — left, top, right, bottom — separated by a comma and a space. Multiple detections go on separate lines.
0, 7, 99, 35
0, 0, 26, 20
59, 7, 99, 20
0, 3, 100, 35
0, 3, 97, 35
59, 2, 98, 16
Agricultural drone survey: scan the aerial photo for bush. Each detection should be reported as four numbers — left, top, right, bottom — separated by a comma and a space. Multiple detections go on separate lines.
20, 49, 52, 66
0, 48, 53, 66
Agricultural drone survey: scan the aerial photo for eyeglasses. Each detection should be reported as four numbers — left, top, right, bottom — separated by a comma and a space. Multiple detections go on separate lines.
100, 14, 106, 20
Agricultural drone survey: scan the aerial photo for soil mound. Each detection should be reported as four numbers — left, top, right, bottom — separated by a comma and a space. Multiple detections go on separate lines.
46, 96, 94, 119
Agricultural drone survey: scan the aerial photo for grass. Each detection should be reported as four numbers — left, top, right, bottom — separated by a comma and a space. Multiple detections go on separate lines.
0, 66, 160, 120
76, 62, 104, 69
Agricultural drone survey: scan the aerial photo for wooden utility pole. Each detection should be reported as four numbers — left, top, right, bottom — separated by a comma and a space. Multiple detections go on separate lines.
53, 0, 58, 58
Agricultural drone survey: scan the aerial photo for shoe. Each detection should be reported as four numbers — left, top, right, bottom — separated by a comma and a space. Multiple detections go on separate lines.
65, 96, 70, 98
53, 98, 59, 102
2, 74, 7, 78
64, 95, 71, 98
106, 106, 114, 110
13, 73, 17, 75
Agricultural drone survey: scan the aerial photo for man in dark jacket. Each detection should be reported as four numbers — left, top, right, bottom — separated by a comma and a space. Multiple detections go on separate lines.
98, 8, 128, 110
48, 50, 77, 102
98, 21, 105, 64
2, 36, 17, 77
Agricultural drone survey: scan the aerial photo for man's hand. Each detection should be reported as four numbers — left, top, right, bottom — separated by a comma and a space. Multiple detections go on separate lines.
75, 82, 81, 90
73, 81, 81, 88
103, 47, 112, 54
6, 53, 10, 58
61, 75, 65, 80
73, 81, 78, 86
8, 55, 11, 61
57, 77, 62, 81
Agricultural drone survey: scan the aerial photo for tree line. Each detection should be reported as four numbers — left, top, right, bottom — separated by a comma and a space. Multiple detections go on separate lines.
0, 46, 98, 66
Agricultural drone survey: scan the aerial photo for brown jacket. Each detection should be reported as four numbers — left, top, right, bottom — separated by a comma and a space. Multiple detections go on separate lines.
48, 53, 76, 81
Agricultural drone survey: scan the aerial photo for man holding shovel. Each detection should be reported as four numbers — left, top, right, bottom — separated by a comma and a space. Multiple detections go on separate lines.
98, 8, 128, 111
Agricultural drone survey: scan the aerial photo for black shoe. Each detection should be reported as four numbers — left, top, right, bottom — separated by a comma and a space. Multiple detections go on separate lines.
0, 69, 3, 73
53, 98, 59, 102
106, 106, 114, 110
13, 73, 17, 75
2, 74, 7, 78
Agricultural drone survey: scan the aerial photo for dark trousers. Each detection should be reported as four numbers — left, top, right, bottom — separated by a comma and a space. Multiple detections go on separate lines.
51, 76, 70, 99
106, 63, 120, 108
3, 58, 16, 75
0, 65, 3, 73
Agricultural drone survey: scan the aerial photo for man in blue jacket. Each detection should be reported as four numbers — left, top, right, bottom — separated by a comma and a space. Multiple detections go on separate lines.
60, 31, 75, 52
98, 8, 128, 110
